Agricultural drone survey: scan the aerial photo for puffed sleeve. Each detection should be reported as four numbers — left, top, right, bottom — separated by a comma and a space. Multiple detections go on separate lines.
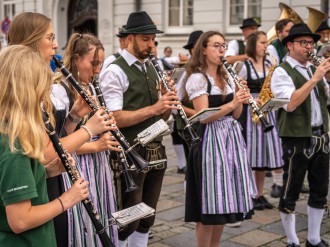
186, 73, 208, 100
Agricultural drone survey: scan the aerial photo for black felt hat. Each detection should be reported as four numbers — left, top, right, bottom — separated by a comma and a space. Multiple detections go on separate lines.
122, 11, 163, 34
316, 20, 330, 33
116, 25, 126, 38
282, 23, 321, 46
239, 18, 261, 29
183, 30, 203, 50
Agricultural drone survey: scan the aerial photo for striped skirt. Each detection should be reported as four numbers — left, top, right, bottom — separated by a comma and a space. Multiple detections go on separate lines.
201, 117, 257, 215
245, 93, 283, 169
63, 151, 118, 247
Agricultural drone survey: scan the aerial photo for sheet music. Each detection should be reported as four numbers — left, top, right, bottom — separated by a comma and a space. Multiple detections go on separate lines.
135, 119, 170, 146
189, 107, 221, 124
111, 203, 155, 228
259, 98, 290, 112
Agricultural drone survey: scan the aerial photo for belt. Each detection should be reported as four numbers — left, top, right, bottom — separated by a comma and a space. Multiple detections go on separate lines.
312, 125, 324, 136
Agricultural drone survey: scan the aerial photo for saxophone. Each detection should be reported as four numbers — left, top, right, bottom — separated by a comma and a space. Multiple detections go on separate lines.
252, 51, 277, 123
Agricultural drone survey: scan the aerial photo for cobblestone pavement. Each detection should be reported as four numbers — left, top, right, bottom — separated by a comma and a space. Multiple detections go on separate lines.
146, 135, 330, 247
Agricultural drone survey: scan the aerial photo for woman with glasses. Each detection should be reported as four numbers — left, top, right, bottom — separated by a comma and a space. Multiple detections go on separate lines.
238, 31, 283, 210
183, 31, 256, 247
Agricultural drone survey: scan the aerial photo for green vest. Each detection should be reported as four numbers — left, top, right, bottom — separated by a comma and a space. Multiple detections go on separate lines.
237, 40, 245, 55
277, 61, 329, 137
270, 39, 286, 63
112, 57, 161, 143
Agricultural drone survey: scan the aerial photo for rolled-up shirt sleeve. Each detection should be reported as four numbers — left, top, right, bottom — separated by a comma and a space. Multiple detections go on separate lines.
99, 64, 128, 111
270, 66, 296, 111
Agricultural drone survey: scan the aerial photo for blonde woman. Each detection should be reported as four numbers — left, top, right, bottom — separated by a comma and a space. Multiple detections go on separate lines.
0, 45, 89, 247
7, 12, 116, 246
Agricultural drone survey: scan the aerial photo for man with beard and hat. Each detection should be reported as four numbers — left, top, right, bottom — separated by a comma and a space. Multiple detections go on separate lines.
225, 18, 261, 64
100, 11, 180, 247
271, 23, 330, 247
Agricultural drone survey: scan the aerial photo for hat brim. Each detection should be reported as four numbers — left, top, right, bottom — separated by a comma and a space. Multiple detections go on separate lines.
183, 43, 194, 50
122, 29, 163, 34
116, 34, 126, 38
240, 24, 261, 29
282, 33, 321, 46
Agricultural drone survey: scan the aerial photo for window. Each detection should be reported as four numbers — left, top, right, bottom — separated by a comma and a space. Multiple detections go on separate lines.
227, 0, 261, 33
3, 0, 16, 20
167, 0, 193, 34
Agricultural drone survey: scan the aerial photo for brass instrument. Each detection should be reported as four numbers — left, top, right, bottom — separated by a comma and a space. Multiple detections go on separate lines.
267, 3, 326, 44
252, 51, 277, 123
267, 2, 303, 44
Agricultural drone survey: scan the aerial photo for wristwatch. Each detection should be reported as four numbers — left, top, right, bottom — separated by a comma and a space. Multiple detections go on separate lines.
68, 113, 81, 123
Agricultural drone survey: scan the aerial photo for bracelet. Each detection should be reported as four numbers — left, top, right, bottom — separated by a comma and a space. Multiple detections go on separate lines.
81, 125, 93, 142
68, 113, 81, 123
56, 198, 65, 213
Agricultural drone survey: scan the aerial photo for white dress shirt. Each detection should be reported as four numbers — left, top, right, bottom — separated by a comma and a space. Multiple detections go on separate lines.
101, 48, 124, 72
99, 49, 147, 112
266, 44, 282, 65
225, 39, 245, 57
270, 56, 329, 127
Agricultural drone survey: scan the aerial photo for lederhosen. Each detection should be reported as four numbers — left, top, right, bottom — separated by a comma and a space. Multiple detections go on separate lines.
110, 57, 167, 240
278, 61, 329, 213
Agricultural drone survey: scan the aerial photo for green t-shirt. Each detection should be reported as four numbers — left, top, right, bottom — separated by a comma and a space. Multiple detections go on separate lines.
0, 136, 56, 247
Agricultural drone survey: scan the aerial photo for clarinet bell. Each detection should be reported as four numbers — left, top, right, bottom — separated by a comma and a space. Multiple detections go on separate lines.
180, 126, 201, 147
259, 117, 274, 133
122, 170, 138, 192
126, 148, 149, 172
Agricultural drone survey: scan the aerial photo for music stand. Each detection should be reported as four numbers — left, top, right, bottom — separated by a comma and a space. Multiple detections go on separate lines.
259, 98, 289, 113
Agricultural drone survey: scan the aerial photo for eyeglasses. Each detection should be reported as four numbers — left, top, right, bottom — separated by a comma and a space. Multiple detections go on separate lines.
207, 43, 228, 50
91, 60, 103, 68
292, 40, 316, 48
45, 33, 56, 43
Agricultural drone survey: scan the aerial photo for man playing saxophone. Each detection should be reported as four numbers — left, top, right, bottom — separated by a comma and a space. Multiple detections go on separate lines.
271, 23, 330, 247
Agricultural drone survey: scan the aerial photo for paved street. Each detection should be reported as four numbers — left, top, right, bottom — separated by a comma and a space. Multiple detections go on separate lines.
147, 135, 330, 247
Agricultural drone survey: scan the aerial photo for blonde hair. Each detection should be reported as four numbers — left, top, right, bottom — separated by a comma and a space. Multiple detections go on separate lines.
0, 45, 53, 162
7, 12, 51, 56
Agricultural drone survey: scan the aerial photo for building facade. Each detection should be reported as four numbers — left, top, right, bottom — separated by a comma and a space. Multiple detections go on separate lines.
0, 0, 329, 57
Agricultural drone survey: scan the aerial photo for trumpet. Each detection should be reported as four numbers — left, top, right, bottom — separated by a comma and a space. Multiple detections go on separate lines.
148, 52, 200, 146
52, 56, 149, 172
221, 57, 274, 133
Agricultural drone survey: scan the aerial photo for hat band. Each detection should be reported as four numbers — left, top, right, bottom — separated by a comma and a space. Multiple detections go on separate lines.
124, 24, 157, 33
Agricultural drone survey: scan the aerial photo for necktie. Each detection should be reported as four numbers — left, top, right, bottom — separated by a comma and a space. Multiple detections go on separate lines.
306, 68, 319, 97
135, 61, 146, 75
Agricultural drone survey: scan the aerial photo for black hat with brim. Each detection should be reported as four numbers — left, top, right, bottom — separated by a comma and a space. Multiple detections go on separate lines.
122, 11, 163, 34
282, 23, 321, 46
183, 30, 203, 50
240, 18, 261, 29
316, 21, 330, 33
116, 25, 127, 38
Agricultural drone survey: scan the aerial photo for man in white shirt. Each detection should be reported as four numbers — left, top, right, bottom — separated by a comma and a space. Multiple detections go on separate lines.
100, 11, 180, 247
271, 23, 330, 247
225, 18, 260, 64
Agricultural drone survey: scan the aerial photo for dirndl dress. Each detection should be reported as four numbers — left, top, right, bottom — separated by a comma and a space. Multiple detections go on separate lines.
239, 60, 283, 170
51, 83, 118, 247
185, 73, 257, 224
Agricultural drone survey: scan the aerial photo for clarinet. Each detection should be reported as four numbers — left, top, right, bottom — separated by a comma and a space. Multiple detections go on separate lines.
308, 51, 323, 66
41, 104, 114, 247
92, 76, 137, 192
221, 57, 274, 133
52, 56, 149, 172
148, 52, 200, 146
